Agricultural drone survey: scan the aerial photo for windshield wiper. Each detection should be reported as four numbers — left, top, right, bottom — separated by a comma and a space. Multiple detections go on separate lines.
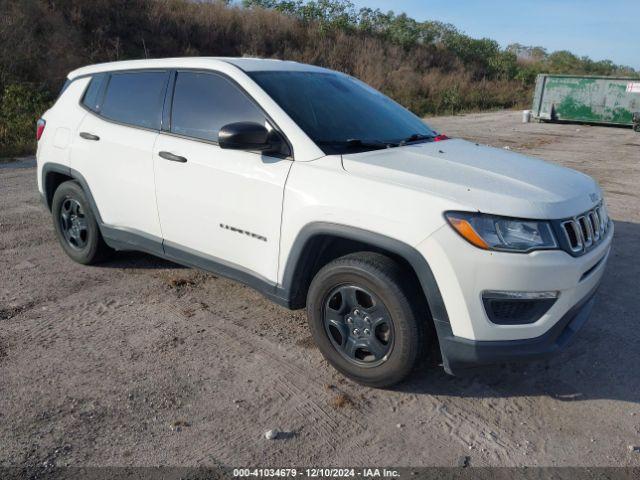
316, 138, 399, 150
398, 133, 435, 145
346, 138, 399, 149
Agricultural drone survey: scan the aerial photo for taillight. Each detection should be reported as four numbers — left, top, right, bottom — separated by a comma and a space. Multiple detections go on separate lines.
434, 134, 449, 142
36, 118, 46, 141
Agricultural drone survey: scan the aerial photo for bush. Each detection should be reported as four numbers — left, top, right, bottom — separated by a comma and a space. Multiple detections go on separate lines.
0, 84, 52, 158
0, 0, 636, 156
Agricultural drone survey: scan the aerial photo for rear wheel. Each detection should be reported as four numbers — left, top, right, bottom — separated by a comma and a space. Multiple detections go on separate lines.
306, 252, 426, 388
51, 181, 111, 265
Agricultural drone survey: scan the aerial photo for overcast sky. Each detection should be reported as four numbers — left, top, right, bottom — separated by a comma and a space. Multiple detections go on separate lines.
350, 0, 639, 70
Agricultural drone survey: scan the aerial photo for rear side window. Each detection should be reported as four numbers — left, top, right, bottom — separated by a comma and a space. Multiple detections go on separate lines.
81, 73, 107, 112
100, 71, 168, 130
170, 71, 266, 142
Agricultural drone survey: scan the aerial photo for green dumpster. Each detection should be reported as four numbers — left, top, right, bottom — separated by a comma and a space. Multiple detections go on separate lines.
532, 74, 640, 131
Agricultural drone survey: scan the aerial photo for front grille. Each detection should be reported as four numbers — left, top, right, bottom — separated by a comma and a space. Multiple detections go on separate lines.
561, 204, 609, 255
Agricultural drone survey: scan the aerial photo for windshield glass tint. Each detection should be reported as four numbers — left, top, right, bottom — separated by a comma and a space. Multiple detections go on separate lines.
249, 71, 435, 153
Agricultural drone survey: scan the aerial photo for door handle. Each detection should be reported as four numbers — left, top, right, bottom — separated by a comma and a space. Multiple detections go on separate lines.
159, 151, 188, 163
79, 132, 100, 141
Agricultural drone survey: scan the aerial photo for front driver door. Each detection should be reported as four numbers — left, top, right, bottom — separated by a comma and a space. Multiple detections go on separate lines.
153, 70, 293, 283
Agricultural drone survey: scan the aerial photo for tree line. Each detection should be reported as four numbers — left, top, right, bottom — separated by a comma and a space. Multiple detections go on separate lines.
0, 0, 636, 157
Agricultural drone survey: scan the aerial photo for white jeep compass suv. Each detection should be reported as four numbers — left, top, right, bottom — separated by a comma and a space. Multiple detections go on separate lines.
36, 58, 613, 387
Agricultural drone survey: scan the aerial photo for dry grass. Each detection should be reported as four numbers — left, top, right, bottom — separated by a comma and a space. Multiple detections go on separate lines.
1, 0, 535, 156
0, 0, 527, 116
166, 276, 197, 289
330, 393, 354, 409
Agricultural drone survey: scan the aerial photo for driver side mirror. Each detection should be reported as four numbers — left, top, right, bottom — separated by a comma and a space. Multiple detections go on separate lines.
218, 122, 286, 155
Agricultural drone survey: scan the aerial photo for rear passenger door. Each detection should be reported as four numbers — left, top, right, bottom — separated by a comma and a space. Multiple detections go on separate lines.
70, 70, 169, 245
153, 70, 293, 283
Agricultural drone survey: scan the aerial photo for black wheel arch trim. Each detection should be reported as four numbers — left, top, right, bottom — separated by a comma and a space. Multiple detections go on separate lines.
41, 162, 288, 304
281, 222, 450, 323
40, 167, 453, 366
42, 162, 105, 225
281, 222, 452, 371
41, 163, 164, 256
41, 167, 597, 377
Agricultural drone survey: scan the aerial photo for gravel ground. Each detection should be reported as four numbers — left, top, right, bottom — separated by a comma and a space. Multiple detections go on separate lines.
1, 111, 639, 469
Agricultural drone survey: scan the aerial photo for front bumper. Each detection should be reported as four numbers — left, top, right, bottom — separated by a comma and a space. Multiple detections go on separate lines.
416, 219, 613, 374
433, 282, 598, 374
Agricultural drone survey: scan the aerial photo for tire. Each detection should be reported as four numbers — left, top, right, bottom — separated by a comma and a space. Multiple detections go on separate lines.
51, 180, 112, 265
306, 252, 427, 388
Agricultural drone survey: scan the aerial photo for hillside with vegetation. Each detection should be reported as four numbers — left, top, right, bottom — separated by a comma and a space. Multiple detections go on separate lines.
1, 0, 637, 157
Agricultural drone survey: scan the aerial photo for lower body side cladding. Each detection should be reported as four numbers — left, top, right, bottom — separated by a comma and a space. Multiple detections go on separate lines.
40, 162, 610, 376
418, 220, 613, 374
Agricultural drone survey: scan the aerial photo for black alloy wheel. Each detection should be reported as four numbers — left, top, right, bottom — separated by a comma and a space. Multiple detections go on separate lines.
59, 198, 89, 250
51, 180, 112, 265
323, 284, 394, 367
306, 252, 427, 388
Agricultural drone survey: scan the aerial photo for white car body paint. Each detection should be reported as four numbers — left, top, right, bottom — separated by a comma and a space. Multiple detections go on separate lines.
70, 109, 163, 238
153, 132, 293, 281
340, 139, 601, 219
36, 57, 613, 367
36, 77, 90, 192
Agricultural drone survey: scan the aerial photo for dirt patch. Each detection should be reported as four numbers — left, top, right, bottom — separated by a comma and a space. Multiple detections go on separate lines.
165, 273, 200, 289
0, 302, 35, 320
161, 271, 214, 297
329, 393, 354, 409
0, 307, 21, 320
296, 336, 315, 349
169, 420, 191, 431
1, 112, 639, 468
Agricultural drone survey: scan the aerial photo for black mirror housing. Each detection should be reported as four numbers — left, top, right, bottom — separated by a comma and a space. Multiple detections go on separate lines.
218, 122, 284, 154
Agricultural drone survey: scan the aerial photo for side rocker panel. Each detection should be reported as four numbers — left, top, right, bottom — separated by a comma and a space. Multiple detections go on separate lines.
40, 162, 288, 306
41, 167, 454, 369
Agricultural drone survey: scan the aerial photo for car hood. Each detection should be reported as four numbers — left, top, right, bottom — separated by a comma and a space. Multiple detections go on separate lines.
341, 139, 602, 219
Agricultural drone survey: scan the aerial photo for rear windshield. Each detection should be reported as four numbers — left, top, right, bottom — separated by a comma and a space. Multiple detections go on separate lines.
248, 71, 436, 154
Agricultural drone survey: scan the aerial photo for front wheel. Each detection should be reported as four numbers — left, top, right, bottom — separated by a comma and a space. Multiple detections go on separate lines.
306, 252, 426, 388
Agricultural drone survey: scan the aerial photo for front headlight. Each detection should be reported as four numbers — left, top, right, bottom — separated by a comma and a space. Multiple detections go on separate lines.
445, 211, 558, 253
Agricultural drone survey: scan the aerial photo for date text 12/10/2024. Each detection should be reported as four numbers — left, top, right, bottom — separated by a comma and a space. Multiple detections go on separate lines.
233, 468, 401, 478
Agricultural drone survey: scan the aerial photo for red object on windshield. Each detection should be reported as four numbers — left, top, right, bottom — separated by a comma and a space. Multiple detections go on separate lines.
434, 134, 449, 142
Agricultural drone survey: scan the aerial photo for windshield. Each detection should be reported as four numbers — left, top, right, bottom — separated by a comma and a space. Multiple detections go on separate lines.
248, 71, 437, 154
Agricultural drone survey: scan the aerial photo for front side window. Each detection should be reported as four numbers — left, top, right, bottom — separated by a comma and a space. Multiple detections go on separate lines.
170, 71, 266, 143
249, 71, 437, 154
100, 71, 168, 130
